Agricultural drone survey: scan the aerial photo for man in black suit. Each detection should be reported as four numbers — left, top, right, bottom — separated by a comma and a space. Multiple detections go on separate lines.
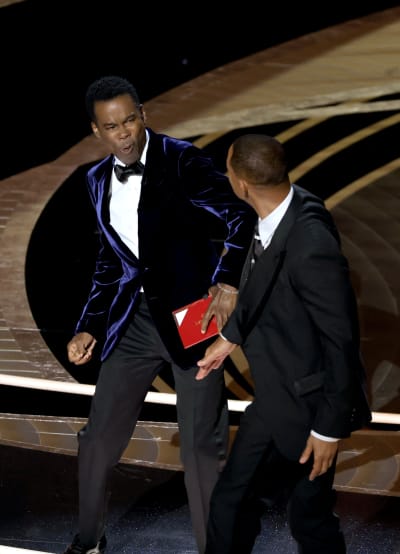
63, 76, 256, 554
196, 134, 371, 553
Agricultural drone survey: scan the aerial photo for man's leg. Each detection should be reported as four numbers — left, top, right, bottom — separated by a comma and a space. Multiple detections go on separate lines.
76, 301, 165, 547
172, 363, 229, 553
287, 456, 346, 554
204, 403, 274, 554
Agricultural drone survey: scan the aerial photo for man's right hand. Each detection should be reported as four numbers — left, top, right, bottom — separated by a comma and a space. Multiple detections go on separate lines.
196, 336, 236, 380
67, 332, 97, 365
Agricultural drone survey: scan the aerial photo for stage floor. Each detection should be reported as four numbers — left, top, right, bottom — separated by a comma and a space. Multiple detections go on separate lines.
0, 444, 399, 554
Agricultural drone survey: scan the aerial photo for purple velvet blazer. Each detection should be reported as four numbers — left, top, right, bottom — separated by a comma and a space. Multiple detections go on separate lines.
75, 128, 257, 368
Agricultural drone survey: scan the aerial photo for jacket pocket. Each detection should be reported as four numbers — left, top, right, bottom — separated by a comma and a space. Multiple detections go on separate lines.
294, 372, 324, 396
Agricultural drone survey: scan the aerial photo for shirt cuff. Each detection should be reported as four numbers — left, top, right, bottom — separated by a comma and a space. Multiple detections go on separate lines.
311, 430, 339, 442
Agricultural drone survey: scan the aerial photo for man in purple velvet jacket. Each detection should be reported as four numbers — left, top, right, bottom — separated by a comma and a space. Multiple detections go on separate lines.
62, 75, 256, 554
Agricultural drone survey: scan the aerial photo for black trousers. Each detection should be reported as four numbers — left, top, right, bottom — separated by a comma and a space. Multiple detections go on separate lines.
77, 294, 229, 553
205, 403, 346, 554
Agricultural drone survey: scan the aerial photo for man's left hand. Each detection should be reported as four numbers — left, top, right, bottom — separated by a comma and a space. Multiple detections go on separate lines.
299, 434, 339, 481
201, 283, 238, 333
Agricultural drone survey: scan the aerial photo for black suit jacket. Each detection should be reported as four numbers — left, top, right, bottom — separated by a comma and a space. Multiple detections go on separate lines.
75, 128, 257, 367
222, 185, 371, 459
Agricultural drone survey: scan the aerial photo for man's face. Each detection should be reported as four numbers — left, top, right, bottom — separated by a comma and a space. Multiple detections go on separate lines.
91, 93, 147, 165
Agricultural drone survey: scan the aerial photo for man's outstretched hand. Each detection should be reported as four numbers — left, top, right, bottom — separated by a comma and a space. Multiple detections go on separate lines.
196, 336, 237, 380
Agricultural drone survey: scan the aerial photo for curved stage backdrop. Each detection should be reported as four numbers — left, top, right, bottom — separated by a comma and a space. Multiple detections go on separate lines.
0, 5, 400, 499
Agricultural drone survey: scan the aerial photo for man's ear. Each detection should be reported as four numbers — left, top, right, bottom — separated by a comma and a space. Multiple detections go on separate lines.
91, 122, 100, 138
139, 104, 147, 123
239, 179, 249, 198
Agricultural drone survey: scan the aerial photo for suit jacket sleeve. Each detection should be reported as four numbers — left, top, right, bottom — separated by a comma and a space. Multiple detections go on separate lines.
73, 164, 124, 340
289, 221, 363, 436
74, 226, 121, 339
179, 145, 256, 288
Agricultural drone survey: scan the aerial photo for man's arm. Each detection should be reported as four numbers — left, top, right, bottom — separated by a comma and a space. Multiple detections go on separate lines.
196, 335, 237, 380
74, 230, 121, 338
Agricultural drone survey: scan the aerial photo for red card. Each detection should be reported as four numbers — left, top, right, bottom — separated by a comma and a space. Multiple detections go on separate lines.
173, 295, 218, 348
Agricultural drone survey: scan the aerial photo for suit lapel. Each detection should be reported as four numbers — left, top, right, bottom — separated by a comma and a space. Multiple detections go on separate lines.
238, 190, 303, 332
241, 189, 302, 287
92, 157, 140, 264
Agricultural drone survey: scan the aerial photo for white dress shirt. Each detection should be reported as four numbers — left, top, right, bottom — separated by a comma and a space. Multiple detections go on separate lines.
109, 130, 149, 257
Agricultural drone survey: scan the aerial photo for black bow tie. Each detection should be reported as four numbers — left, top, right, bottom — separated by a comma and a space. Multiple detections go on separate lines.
114, 161, 145, 182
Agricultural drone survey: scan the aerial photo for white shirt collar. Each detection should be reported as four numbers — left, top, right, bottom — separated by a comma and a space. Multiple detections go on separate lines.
258, 186, 294, 248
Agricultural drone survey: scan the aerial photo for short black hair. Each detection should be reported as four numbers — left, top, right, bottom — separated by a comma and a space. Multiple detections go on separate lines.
85, 75, 141, 122
230, 134, 288, 186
